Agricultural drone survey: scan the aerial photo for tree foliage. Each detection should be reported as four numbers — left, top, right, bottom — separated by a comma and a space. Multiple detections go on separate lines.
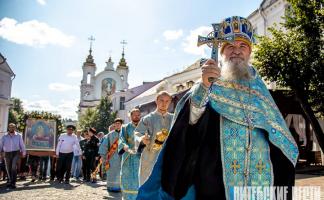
78, 108, 99, 131
78, 97, 116, 133
253, 0, 324, 149
8, 97, 24, 125
95, 96, 116, 133
7, 97, 63, 134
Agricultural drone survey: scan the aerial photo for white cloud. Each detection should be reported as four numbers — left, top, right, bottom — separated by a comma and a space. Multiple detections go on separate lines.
0, 17, 75, 47
66, 70, 82, 78
56, 99, 79, 119
31, 94, 41, 98
48, 83, 79, 91
163, 46, 176, 52
23, 99, 56, 113
153, 39, 160, 44
163, 29, 183, 41
182, 26, 212, 56
23, 99, 79, 120
163, 46, 170, 51
36, 0, 46, 5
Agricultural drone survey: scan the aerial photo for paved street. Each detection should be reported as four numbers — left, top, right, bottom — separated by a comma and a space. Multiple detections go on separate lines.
0, 179, 121, 200
0, 175, 323, 199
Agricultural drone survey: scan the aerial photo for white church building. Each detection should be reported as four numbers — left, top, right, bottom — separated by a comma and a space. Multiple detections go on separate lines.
78, 46, 129, 118
0, 53, 15, 137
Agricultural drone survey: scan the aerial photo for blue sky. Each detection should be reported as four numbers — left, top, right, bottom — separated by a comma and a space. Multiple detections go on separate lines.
0, 0, 261, 119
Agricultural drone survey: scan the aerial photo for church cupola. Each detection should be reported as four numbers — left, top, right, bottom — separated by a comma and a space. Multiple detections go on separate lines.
117, 51, 128, 69
84, 48, 95, 66
104, 56, 114, 71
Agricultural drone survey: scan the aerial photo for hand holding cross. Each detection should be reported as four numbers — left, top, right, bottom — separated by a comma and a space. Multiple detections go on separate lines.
197, 23, 225, 87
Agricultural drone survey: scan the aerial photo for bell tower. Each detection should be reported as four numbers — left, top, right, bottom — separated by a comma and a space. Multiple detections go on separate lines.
80, 36, 96, 101
116, 40, 129, 90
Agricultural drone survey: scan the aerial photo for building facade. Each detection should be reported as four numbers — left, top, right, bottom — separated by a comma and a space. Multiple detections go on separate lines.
78, 47, 129, 119
0, 53, 15, 137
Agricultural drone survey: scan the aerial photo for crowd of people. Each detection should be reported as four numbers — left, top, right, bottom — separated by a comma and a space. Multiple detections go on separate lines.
0, 16, 298, 200
0, 90, 173, 200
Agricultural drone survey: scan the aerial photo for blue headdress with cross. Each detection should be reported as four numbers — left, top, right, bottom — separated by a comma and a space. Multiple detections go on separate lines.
198, 16, 255, 61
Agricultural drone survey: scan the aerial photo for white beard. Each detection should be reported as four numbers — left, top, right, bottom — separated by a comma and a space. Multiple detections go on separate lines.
220, 57, 251, 81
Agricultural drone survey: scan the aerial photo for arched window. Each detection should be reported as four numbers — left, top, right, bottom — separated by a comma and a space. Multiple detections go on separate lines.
87, 73, 91, 84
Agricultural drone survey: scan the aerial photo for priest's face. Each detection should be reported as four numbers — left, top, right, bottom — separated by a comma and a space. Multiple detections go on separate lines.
131, 111, 141, 124
220, 40, 252, 81
156, 95, 171, 114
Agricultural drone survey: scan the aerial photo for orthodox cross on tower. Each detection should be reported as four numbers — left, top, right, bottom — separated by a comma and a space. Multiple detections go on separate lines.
120, 40, 127, 56
88, 35, 95, 54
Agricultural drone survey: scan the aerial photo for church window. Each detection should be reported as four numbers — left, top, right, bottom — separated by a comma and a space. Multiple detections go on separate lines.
120, 96, 125, 110
120, 75, 124, 80
87, 73, 91, 84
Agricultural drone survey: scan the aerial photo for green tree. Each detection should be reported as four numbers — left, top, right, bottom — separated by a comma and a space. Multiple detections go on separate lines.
11, 97, 24, 114
8, 97, 25, 127
253, 0, 324, 149
95, 96, 116, 133
78, 108, 99, 131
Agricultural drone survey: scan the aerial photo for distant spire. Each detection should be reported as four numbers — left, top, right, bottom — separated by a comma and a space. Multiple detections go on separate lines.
118, 40, 128, 67
108, 50, 112, 62
84, 35, 96, 65
105, 51, 114, 71
88, 35, 95, 55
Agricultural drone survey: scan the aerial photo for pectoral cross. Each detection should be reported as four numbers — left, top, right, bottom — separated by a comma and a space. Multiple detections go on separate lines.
256, 159, 266, 174
231, 159, 241, 175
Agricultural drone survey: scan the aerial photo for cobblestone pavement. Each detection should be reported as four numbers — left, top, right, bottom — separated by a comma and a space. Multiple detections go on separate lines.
0, 178, 121, 200
295, 174, 324, 199
0, 175, 324, 200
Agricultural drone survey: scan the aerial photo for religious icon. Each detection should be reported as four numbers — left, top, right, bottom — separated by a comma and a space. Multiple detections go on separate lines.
102, 78, 116, 97
233, 21, 240, 33
25, 119, 56, 151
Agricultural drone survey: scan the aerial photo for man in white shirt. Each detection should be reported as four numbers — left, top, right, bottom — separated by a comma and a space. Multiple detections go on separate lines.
55, 125, 80, 184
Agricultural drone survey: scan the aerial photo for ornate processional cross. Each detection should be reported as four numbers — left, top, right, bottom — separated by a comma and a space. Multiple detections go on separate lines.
197, 23, 231, 82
